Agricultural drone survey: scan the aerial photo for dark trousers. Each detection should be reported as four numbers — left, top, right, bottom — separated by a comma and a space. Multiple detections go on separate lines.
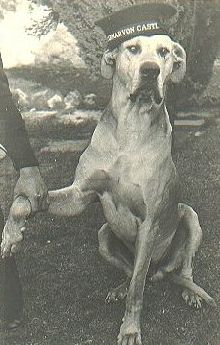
0, 207, 23, 321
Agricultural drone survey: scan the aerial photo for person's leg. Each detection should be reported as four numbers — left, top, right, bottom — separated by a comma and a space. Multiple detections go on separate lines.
0, 207, 23, 330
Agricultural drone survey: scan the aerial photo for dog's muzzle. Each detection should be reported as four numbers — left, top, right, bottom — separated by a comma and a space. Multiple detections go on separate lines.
129, 62, 162, 105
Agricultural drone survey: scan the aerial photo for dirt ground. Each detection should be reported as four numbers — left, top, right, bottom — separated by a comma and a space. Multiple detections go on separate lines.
0, 111, 220, 345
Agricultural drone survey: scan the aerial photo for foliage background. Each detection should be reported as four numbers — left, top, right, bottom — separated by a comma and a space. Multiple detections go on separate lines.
34, 0, 220, 109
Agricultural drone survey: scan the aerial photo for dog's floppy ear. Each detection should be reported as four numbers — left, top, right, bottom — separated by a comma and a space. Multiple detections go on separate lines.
170, 42, 186, 83
101, 48, 118, 79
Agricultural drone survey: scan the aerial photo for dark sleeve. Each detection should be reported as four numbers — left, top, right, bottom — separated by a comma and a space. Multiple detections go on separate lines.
0, 54, 38, 170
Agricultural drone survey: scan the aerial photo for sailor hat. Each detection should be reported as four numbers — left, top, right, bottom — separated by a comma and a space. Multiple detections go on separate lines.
95, 3, 177, 49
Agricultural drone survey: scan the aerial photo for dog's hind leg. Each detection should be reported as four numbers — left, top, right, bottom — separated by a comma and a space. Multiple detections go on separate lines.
151, 203, 201, 280
175, 203, 215, 308
177, 203, 202, 282
98, 223, 133, 302
151, 203, 215, 308
150, 220, 187, 282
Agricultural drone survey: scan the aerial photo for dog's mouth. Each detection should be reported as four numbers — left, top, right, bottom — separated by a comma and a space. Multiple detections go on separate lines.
129, 81, 163, 105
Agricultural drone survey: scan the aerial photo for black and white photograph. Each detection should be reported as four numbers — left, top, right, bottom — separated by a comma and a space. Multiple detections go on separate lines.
0, 1, 220, 344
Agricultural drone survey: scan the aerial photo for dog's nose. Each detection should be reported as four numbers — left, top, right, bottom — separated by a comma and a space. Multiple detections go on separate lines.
140, 62, 160, 80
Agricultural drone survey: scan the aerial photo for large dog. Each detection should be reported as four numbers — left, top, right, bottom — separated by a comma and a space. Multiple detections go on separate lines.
1, 34, 215, 345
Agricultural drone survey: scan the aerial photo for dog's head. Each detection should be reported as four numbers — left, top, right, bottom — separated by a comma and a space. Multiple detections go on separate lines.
101, 35, 186, 105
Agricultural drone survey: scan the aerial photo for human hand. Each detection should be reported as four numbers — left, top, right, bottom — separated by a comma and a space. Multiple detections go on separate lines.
14, 166, 48, 215
1, 196, 31, 258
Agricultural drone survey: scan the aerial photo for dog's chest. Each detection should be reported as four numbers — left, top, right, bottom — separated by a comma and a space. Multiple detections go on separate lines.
104, 151, 145, 200
88, 151, 144, 241
76, 114, 175, 242
98, 150, 162, 241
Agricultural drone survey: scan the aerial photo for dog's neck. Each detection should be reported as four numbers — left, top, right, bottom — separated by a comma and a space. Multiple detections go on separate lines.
110, 74, 172, 139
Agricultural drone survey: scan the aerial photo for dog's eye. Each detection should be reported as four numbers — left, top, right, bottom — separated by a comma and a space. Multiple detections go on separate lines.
127, 45, 140, 54
157, 47, 170, 59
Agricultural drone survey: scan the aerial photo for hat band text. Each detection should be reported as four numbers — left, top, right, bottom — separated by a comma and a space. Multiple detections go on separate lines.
108, 22, 160, 42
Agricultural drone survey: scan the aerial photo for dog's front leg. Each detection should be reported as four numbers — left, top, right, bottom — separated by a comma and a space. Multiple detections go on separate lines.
118, 219, 156, 345
48, 183, 96, 217
1, 182, 96, 258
